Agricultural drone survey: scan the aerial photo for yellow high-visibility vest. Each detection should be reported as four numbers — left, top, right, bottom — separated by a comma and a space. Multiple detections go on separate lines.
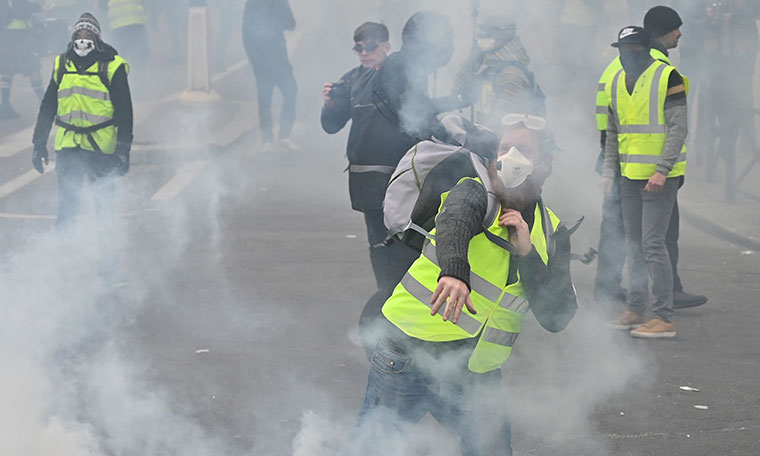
53, 55, 129, 155
596, 49, 690, 131
382, 177, 560, 373
609, 60, 686, 179
108, 0, 146, 30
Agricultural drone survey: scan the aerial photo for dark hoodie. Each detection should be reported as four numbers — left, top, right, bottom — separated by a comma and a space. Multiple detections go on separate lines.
33, 43, 133, 157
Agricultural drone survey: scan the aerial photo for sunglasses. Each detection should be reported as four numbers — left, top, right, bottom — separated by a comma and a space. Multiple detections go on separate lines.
501, 113, 547, 131
352, 41, 380, 54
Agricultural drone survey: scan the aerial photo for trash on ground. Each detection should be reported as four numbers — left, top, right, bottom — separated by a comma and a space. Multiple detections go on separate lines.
694, 405, 709, 410
679, 386, 700, 392
740, 250, 754, 255
195, 349, 210, 354
346, 234, 357, 239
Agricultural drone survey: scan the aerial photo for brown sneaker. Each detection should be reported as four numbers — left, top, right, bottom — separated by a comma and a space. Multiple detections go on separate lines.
606, 310, 646, 330
630, 318, 676, 339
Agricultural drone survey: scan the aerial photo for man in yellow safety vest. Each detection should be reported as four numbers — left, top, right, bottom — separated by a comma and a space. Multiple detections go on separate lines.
31, 12, 133, 285
594, 5, 706, 311
346, 114, 577, 455
601, 26, 688, 338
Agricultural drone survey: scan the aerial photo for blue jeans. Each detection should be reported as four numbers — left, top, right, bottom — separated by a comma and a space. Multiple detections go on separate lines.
346, 338, 512, 456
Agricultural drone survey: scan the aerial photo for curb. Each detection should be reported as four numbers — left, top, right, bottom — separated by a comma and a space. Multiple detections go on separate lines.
680, 206, 760, 251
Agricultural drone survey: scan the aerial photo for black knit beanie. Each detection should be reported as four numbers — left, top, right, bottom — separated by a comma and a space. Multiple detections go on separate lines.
644, 6, 682, 37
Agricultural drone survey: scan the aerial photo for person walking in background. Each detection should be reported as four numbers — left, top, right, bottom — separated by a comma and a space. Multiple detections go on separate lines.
0, 0, 44, 119
242, 0, 298, 152
32, 12, 133, 285
453, 15, 546, 132
602, 26, 688, 338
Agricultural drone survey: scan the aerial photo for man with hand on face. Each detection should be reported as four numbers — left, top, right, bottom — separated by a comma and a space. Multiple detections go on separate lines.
32, 12, 133, 283
593, 6, 706, 311
345, 114, 577, 456
602, 26, 688, 338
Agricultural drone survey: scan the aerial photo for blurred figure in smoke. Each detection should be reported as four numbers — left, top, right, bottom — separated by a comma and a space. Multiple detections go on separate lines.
602, 26, 688, 338
341, 11, 467, 356
31, 12, 133, 285
345, 114, 576, 456
0, 0, 44, 119
594, 6, 707, 311
144, 0, 188, 64
454, 15, 546, 132
320, 21, 393, 290
242, 0, 298, 151
691, 0, 759, 202
100, 0, 147, 96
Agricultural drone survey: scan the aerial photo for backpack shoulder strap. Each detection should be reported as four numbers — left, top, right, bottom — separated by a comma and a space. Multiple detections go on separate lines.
98, 59, 111, 91
55, 53, 67, 86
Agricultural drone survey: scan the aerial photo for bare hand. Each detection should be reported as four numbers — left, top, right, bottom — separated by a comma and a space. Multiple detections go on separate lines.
430, 276, 476, 324
600, 177, 614, 195
322, 82, 334, 106
498, 209, 532, 257
645, 172, 666, 193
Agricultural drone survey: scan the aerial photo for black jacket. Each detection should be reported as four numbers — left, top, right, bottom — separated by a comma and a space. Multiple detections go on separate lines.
242, 0, 294, 72
334, 50, 463, 213
33, 44, 134, 157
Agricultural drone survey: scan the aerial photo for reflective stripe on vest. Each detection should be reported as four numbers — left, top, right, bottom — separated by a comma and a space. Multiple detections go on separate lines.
422, 242, 529, 312
382, 178, 560, 373
610, 61, 686, 179
108, 0, 146, 29
58, 86, 111, 102
348, 164, 396, 174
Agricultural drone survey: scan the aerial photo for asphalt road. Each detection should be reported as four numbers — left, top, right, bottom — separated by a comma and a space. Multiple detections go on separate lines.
4, 118, 757, 455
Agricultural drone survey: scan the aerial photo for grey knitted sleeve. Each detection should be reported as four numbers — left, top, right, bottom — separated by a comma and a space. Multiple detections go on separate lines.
602, 106, 620, 179
658, 97, 688, 176
435, 179, 488, 289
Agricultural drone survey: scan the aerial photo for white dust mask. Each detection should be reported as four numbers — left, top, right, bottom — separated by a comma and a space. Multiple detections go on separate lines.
497, 146, 534, 189
73, 39, 95, 57
477, 38, 496, 51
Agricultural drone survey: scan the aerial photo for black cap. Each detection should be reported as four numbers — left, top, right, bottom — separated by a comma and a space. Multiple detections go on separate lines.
644, 6, 682, 37
611, 26, 651, 48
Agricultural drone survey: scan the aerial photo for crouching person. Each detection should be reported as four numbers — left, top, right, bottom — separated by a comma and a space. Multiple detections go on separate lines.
344, 114, 577, 456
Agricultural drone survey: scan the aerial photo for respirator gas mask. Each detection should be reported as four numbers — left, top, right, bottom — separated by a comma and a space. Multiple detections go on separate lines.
496, 146, 535, 189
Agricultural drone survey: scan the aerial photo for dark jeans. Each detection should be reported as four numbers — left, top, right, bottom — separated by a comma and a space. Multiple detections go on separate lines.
345, 337, 512, 456
252, 65, 297, 142
595, 175, 684, 299
359, 210, 420, 357
56, 148, 119, 282
620, 177, 679, 322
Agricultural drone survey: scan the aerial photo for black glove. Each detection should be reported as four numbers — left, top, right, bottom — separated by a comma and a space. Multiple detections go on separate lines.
114, 151, 129, 176
32, 147, 49, 174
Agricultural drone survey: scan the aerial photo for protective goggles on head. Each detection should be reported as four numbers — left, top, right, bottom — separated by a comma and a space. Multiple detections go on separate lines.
501, 113, 547, 131
352, 41, 380, 54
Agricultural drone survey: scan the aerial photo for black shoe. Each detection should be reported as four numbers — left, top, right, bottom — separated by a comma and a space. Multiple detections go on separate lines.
673, 291, 708, 309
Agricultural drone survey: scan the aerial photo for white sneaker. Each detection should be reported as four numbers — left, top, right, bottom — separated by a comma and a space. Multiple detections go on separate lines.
277, 138, 300, 151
